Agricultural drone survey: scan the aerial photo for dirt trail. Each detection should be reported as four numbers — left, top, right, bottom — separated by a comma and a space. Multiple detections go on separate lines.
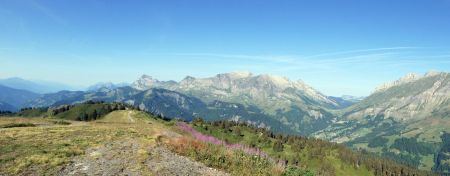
59, 139, 228, 176
146, 146, 228, 176
59, 139, 142, 176
127, 111, 135, 123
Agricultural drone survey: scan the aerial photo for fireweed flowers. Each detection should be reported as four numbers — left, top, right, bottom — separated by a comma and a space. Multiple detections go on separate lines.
177, 122, 271, 160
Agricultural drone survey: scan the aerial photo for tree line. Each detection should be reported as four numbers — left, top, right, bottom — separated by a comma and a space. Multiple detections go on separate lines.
50, 101, 138, 121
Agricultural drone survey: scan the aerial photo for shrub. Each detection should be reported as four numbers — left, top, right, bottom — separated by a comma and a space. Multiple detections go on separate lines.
282, 166, 315, 176
0, 123, 36, 128
52, 120, 71, 125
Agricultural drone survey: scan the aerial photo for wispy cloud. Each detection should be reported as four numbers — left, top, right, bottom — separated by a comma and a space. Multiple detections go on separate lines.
29, 0, 67, 26
171, 47, 450, 69
171, 52, 297, 64
302, 47, 420, 59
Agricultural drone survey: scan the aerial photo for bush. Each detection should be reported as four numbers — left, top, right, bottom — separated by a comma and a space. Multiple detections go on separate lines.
0, 123, 36, 128
282, 166, 314, 176
52, 120, 71, 125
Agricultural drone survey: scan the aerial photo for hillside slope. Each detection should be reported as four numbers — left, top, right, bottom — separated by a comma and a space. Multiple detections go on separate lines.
0, 103, 433, 176
0, 85, 40, 110
0, 101, 17, 112
314, 72, 450, 174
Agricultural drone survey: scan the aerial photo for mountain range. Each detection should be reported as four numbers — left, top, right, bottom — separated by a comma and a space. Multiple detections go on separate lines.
1, 71, 449, 173
0, 85, 40, 111
314, 71, 450, 172
0, 77, 79, 94
22, 72, 349, 135
86, 82, 129, 92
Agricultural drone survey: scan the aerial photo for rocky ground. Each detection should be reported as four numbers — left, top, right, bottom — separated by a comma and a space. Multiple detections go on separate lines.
146, 146, 228, 176
59, 139, 228, 176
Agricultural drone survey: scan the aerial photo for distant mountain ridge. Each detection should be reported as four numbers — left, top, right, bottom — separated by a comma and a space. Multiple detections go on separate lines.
133, 71, 339, 108
0, 77, 78, 94
373, 71, 442, 93
314, 71, 450, 173
0, 101, 17, 112
315, 71, 450, 141
86, 82, 129, 92
346, 71, 450, 122
24, 72, 344, 135
327, 95, 365, 108
130, 71, 342, 134
0, 85, 40, 111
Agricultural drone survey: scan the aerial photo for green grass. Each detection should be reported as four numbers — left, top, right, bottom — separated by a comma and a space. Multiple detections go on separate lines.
0, 112, 167, 175
419, 154, 435, 171
16, 108, 49, 117
98, 110, 154, 123
1, 125, 100, 174
353, 143, 383, 153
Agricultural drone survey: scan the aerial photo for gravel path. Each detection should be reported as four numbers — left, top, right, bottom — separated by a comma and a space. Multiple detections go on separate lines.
146, 146, 229, 176
59, 139, 142, 176
59, 139, 229, 176
127, 111, 135, 123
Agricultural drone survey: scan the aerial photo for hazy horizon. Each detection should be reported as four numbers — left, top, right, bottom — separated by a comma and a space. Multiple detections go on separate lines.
1, 0, 450, 96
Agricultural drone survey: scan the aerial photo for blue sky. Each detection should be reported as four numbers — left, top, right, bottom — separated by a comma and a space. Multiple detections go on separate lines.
1, 0, 450, 96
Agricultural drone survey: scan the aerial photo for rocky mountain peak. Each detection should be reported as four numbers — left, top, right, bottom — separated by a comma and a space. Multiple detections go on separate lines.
87, 82, 115, 91
132, 74, 161, 90
182, 76, 196, 81
214, 71, 253, 80
256, 74, 290, 86
228, 71, 253, 78
130, 72, 340, 109
179, 76, 196, 85
400, 73, 421, 81
424, 70, 444, 77
139, 74, 157, 81
374, 72, 422, 92
374, 71, 448, 93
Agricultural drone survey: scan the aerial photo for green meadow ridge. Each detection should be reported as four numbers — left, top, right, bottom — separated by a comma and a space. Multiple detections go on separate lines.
0, 102, 434, 176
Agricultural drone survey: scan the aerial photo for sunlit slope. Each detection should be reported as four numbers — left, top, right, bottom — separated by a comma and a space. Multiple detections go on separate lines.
315, 72, 450, 174
1, 105, 433, 175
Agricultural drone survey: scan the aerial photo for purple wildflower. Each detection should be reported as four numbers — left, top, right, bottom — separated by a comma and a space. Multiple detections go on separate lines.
177, 122, 273, 161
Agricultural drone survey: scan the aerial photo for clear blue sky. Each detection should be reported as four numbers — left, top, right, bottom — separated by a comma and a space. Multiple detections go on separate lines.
1, 0, 450, 96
